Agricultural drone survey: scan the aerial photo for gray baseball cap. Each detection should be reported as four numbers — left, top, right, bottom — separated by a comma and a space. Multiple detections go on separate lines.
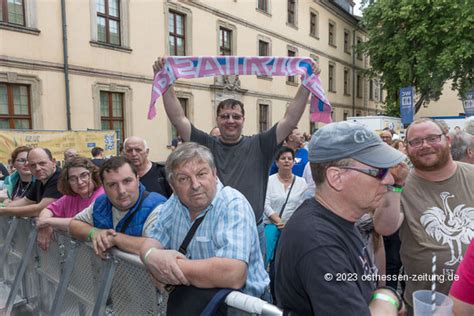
308, 121, 406, 168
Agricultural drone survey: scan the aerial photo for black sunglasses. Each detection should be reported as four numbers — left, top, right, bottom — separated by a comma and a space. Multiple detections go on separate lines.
339, 166, 390, 180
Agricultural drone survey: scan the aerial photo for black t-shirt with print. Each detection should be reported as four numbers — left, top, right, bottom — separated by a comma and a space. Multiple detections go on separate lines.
275, 198, 377, 316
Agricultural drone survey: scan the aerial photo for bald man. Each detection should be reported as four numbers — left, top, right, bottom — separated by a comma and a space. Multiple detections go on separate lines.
0, 147, 62, 217
123, 136, 171, 198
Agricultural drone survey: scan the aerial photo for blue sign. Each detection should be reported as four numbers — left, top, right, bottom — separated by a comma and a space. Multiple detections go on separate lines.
463, 91, 474, 117
400, 86, 414, 125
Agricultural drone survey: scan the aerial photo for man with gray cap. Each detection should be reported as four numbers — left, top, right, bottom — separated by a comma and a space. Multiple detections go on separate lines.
275, 121, 407, 316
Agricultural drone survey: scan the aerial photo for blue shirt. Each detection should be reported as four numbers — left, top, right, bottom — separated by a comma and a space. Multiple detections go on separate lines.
149, 181, 269, 297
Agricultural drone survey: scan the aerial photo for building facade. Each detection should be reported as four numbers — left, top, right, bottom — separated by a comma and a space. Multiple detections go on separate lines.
0, 0, 382, 161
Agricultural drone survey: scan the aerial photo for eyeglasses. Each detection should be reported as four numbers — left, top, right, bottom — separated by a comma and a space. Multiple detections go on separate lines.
218, 113, 243, 121
68, 171, 91, 184
406, 134, 443, 148
339, 166, 390, 180
15, 158, 27, 164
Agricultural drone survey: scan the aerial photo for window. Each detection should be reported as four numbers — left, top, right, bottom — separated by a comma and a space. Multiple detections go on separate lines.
328, 64, 335, 92
0, 0, 25, 26
287, 50, 296, 83
287, 0, 296, 25
344, 68, 350, 95
100, 91, 125, 142
309, 121, 315, 134
259, 40, 269, 56
328, 21, 336, 46
219, 27, 232, 56
257, 0, 268, 13
169, 10, 186, 56
309, 11, 318, 37
357, 37, 363, 60
0, 83, 31, 129
258, 103, 269, 132
96, 0, 121, 45
369, 79, 374, 100
343, 111, 349, 121
356, 73, 362, 98
344, 30, 350, 53
356, 111, 361, 117
374, 79, 380, 101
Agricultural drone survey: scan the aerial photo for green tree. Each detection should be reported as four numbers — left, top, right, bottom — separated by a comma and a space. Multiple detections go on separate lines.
359, 0, 474, 115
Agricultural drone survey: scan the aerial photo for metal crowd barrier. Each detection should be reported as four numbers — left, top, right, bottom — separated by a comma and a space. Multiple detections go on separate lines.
0, 216, 282, 316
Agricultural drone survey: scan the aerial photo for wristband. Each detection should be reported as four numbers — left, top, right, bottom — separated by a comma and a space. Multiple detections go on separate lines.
87, 227, 97, 242
371, 293, 399, 310
143, 247, 157, 265
376, 286, 403, 311
386, 184, 404, 193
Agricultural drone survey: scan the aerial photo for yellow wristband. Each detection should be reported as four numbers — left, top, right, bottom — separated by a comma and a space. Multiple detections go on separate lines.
87, 227, 97, 242
143, 247, 157, 265
371, 293, 399, 310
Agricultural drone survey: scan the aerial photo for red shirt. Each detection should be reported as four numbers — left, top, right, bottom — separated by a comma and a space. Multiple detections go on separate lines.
450, 239, 474, 304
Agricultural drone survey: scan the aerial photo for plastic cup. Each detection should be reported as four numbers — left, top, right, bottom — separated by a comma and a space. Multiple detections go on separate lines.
413, 290, 453, 316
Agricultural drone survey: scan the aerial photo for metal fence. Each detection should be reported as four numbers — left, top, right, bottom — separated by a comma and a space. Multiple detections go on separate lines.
0, 216, 282, 316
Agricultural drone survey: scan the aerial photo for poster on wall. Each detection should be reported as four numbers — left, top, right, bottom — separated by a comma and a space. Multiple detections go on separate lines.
0, 130, 117, 163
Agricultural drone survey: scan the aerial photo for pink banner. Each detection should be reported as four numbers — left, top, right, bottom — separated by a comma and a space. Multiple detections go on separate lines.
149, 56, 332, 123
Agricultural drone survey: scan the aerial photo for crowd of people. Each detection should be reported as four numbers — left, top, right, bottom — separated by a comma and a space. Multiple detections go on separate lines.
0, 57, 473, 315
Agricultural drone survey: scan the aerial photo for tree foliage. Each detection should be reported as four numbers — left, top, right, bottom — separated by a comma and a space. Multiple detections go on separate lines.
359, 0, 474, 115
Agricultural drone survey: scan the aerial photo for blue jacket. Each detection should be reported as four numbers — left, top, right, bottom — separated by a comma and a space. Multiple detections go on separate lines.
92, 184, 166, 236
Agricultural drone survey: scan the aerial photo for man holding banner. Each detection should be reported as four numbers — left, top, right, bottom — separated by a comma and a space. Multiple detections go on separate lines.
153, 56, 320, 258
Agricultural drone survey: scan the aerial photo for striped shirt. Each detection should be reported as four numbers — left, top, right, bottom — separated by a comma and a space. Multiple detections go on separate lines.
148, 181, 269, 297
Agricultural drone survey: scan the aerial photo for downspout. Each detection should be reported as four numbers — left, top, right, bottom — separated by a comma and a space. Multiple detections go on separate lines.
61, 0, 72, 130
352, 29, 356, 116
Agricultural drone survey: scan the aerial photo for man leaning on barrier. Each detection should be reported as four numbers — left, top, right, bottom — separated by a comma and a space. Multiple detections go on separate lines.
69, 157, 167, 258
140, 142, 269, 314
0, 147, 62, 217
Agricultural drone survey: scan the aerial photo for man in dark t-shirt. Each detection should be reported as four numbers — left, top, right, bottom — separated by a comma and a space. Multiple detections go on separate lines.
0, 148, 62, 217
276, 122, 407, 315
123, 136, 171, 198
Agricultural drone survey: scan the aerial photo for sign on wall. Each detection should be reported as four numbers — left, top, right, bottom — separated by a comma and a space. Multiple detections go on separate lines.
463, 91, 474, 117
0, 130, 116, 163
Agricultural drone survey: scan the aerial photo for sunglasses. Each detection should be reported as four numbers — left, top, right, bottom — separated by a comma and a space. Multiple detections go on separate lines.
339, 166, 390, 180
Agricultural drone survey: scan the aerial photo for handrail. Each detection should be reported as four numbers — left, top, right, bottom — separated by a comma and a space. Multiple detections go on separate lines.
0, 216, 283, 316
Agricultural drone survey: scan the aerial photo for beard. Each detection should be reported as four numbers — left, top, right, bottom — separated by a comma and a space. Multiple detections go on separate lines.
408, 144, 451, 171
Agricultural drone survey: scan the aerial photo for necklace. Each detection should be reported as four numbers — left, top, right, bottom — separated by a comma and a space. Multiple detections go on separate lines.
278, 173, 293, 182
13, 180, 32, 199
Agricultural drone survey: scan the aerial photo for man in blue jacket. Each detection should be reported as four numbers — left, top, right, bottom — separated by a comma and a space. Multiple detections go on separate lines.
69, 156, 167, 258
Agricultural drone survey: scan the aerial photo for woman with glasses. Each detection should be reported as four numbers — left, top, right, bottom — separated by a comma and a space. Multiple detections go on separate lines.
36, 156, 104, 251
1, 146, 34, 204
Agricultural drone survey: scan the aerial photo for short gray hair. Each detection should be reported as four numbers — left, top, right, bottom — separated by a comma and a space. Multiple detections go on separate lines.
165, 142, 216, 182
310, 158, 353, 186
465, 117, 474, 136
450, 131, 473, 161
123, 136, 149, 150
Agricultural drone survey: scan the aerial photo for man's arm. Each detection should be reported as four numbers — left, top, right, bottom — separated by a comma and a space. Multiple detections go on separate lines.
153, 57, 192, 141
451, 296, 474, 316
0, 197, 57, 217
177, 257, 247, 289
373, 162, 408, 236
275, 85, 310, 144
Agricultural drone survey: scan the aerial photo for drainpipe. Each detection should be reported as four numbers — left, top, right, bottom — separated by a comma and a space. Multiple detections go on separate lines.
61, 0, 72, 130
352, 29, 356, 116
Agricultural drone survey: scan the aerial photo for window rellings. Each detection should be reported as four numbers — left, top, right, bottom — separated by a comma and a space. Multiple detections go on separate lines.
96, 0, 121, 45
287, 0, 295, 25
258, 104, 269, 132
328, 64, 335, 92
287, 50, 296, 83
100, 91, 125, 142
310, 12, 317, 37
344, 68, 350, 95
257, 0, 268, 13
344, 30, 350, 53
169, 10, 186, 56
0, 0, 25, 26
356, 73, 362, 98
328, 22, 335, 46
219, 27, 232, 56
0, 83, 31, 129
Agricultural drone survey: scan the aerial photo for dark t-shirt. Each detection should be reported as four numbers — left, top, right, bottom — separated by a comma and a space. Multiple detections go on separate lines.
191, 124, 279, 220
275, 198, 377, 316
25, 169, 62, 203
91, 158, 105, 167
139, 162, 172, 198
